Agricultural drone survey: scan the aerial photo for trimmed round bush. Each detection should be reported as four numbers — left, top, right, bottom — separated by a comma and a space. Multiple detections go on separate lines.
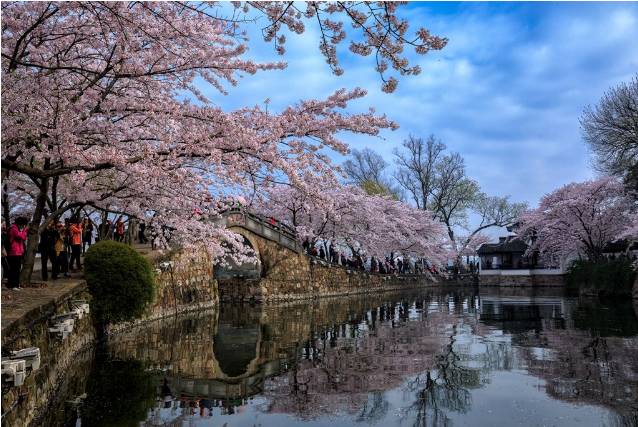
85, 240, 155, 325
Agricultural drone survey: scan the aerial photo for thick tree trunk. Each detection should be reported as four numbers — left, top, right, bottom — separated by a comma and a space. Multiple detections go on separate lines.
19, 178, 48, 285
127, 217, 136, 245
446, 226, 461, 278
100, 210, 109, 240
1, 182, 10, 226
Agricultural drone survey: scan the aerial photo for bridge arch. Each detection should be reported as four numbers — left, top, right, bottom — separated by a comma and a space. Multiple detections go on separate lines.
214, 209, 311, 303
214, 228, 262, 280
212, 322, 263, 379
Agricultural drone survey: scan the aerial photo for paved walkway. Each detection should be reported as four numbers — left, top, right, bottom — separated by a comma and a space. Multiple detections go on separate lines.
1, 277, 87, 334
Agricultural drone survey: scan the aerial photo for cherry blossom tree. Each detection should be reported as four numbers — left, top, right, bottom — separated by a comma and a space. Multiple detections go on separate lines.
255, 182, 448, 262
518, 177, 633, 262
1, 2, 446, 283
248, 2, 448, 92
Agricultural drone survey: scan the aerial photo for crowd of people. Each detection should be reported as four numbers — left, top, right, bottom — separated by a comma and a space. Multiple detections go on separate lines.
2, 205, 444, 290
1, 215, 150, 289
302, 240, 440, 276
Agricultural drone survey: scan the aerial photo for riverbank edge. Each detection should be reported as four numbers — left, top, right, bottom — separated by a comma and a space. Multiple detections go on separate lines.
259, 278, 444, 302
1, 280, 89, 348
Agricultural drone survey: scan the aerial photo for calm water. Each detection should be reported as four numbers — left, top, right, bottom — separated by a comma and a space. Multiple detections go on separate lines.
44, 287, 638, 427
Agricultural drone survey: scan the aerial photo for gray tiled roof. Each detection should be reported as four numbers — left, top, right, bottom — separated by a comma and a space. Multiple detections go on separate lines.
477, 238, 528, 255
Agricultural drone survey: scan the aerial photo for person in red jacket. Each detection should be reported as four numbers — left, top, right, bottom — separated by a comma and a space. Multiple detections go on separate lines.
68, 218, 83, 271
7, 217, 28, 289
114, 218, 126, 242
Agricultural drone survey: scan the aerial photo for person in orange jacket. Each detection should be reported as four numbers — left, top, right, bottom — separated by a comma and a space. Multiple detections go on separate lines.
68, 218, 83, 271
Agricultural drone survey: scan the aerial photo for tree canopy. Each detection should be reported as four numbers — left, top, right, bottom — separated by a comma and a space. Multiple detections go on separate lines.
581, 74, 638, 193
1, 1, 446, 282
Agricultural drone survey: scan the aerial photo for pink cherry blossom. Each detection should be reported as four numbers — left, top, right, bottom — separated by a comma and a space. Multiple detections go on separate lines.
254, 182, 448, 262
517, 177, 633, 262
1, 2, 444, 282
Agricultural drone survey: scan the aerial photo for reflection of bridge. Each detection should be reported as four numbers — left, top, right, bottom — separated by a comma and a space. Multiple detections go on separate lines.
167, 359, 284, 402
110, 292, 454, 408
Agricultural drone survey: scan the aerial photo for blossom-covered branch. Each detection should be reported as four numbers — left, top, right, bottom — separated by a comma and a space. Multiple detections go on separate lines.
517, 177, 633, 262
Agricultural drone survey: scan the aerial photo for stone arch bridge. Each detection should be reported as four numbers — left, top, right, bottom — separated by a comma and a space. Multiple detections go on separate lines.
210, 208, 435, 302
212, 208, 305, 283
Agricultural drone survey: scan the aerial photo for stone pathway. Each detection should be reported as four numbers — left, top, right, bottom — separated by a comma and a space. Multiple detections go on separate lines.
1, 277, 86, 334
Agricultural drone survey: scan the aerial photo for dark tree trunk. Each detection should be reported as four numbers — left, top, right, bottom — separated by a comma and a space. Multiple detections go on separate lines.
19, 178, 49, 285
99, 210, 109, 240
2, 182, 10, 227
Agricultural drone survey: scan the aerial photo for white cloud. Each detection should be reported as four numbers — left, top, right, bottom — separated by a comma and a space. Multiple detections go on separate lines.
198, 2, 638, 212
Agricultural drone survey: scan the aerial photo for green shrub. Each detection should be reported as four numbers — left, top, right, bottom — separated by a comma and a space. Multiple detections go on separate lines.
566, 257, 636, 296
85, 240, 155, 325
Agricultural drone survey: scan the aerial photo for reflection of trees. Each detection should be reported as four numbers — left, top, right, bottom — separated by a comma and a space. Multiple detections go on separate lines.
402, 324, 477, 427
520, 323, 638, 426
80, 358, 158, 427
47, 288, 638, 426
76, 289, 490, 424
261, 291, 485, 422
356, 392, 390, 423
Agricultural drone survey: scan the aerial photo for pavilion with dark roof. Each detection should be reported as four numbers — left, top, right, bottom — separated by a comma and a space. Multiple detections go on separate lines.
477, 236, 536, 270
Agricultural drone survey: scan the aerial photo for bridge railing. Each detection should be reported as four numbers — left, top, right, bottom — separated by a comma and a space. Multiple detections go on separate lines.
217, 208, 301, 253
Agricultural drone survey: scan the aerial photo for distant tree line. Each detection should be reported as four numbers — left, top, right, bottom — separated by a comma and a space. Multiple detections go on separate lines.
342, 136, 527, 265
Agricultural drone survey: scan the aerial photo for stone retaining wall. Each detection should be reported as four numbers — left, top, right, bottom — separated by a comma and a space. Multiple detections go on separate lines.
220, 257, 439, 302
108, 248, 219, 333
1, 287, 95, 427
479, 274, 565, 287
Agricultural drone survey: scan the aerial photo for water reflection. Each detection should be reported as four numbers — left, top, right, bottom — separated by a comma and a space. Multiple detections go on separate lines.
50, 287, 638, 427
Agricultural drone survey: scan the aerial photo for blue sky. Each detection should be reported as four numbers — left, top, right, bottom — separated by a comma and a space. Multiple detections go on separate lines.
202, 2, 638, 209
